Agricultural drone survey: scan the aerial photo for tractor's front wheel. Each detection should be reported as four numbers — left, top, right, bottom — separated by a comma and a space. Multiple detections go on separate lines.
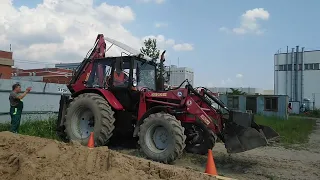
138, 113, 186, 164
64, 93, 116, 146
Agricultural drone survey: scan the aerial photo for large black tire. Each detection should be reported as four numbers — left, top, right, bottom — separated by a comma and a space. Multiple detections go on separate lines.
64, 93, 116, 146
184, 125, 216, 155
138, 112, 186, 164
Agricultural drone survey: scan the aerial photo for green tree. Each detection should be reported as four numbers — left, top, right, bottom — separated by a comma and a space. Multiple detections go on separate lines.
228, 88, 246, 95
140, 38, 162, 89
140, 38, 160, 61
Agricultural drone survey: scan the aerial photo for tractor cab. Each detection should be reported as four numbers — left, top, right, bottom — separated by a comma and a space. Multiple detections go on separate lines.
86, 55, 157, 110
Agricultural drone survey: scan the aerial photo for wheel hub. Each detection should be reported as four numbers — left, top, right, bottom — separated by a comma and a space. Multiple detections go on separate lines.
145, 125, 170, 152
153, 127, 168, 150
71, 108, 94, 139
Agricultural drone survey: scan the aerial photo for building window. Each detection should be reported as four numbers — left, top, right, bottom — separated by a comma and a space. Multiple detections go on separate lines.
283, 64, 287, 71
305, 64, 309, 70
309, 63, 314, 70
278, 65, 284, 71
227, 96, 239, 109
288, 64, 292, 71
314, 63, 319, 70
298, 64, 302, 70
264, 97, 278, 111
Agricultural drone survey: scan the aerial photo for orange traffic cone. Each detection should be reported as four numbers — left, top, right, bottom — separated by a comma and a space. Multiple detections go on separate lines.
88, 132, 95, 149
205, 149, 218, 176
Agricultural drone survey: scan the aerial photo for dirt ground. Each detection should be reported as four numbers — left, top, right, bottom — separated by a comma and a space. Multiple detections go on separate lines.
121, 119, 320, 180
0, 119, 319, 180
0, 131, 218, 180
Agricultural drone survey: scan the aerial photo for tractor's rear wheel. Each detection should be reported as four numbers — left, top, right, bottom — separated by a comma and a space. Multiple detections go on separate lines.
185, 124, 215, 155
64, 93, 116, 146
138, 112, 186, 164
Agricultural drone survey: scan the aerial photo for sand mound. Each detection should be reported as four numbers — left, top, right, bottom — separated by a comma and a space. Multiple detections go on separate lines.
0, 132, 217, 180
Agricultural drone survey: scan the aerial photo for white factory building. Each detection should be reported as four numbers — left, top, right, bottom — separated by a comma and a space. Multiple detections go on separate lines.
165, 65, 194, 87
274, 46, 320, 109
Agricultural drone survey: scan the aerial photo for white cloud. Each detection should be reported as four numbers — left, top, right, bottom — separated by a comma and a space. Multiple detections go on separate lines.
137, 0, 165, 4
142, 35, 194, 52
220, 8, 270, 35
236, 73, 243, 78
0, 0, 145, 69
221, 78, 232, 86
154, 22, 168, 28
173, 43, 194, 51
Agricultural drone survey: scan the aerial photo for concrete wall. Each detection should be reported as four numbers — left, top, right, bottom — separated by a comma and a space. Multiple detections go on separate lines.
219, 94, 289, 119
0, 79, 71, 123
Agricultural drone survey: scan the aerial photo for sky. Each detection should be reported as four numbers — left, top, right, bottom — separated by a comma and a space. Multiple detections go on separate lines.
1, 0, 320, 89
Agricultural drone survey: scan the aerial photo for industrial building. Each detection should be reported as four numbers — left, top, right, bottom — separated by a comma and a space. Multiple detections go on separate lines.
206, 87, 262, 95
11, 68, 73, 84
274, 46, 320, 109
55, 62, 80, 70
165, 65, 194, 86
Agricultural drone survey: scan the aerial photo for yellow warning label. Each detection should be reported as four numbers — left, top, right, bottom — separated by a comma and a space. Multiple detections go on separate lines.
200, 114, 211, 125
150, 93, 167, 97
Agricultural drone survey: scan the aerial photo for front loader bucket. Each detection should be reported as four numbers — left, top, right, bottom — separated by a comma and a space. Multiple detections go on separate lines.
223, 111, 279, 154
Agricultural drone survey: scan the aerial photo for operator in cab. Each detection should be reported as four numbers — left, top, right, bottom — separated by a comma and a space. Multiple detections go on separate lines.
113, 59, 129, 87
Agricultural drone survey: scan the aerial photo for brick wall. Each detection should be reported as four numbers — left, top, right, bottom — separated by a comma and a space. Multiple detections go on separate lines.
0, 51, 13, 59
0, 50, 13, 79
0, 66, 12, 79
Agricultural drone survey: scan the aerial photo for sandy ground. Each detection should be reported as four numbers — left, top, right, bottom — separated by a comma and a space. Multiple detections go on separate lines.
0, 132, 219, 180
1, 119, 319, 180
121, 119, 320, 180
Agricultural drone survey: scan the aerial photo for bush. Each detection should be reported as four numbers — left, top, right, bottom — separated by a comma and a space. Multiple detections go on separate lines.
255, 115, 316, 145
0, 118, 58, 140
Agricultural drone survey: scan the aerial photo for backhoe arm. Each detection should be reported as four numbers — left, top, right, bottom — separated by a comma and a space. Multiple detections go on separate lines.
68, 34, 106, 93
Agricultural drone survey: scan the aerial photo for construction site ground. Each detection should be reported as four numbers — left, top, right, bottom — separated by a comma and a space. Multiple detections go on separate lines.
0, 119, 319, 180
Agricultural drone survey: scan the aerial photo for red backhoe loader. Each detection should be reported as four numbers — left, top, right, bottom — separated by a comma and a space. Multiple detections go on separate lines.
56, 34, 279, 163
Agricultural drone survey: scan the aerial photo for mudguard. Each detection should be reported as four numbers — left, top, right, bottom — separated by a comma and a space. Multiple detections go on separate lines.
72, 88, 124, 111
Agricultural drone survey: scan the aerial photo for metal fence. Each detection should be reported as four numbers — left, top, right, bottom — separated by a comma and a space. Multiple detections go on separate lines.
0, 79, 71, 123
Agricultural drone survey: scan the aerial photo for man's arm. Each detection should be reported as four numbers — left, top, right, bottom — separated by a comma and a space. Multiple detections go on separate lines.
16, 87, 31, 100
17, 91, 28, 100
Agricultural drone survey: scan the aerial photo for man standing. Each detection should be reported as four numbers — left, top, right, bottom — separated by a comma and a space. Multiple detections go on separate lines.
9, 83, 31, 133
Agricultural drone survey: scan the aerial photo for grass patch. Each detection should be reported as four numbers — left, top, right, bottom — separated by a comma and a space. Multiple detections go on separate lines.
255, 115, 317, 145
0, 118, 58, 140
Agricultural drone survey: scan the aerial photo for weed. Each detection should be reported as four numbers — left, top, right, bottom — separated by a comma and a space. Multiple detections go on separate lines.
255, 115, 317, 145
0, 118, 58, 140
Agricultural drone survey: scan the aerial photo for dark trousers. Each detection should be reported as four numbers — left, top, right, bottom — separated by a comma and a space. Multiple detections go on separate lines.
10, 106, 22, 133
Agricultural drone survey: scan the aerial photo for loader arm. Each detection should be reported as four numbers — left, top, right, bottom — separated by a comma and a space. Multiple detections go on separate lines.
185, 83, 279, 153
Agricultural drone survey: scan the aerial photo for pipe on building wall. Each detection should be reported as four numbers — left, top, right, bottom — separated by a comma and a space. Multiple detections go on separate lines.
295, 46, 299, 101
301, 47, 305, 103
274, 53, 277, 95
286, 46, 288, 96
291, 48, 294, 101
